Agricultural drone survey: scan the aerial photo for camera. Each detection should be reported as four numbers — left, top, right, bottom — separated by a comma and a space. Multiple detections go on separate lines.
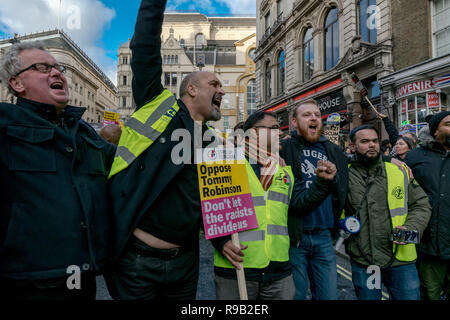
390, 228, 420, 244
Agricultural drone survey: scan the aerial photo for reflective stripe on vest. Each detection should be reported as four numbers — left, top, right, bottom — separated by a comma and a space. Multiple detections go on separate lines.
239, 230, 265, 242
252, 196, 265, 206
268, 191, 290, 205
108, 90, 179, 178
214, 160, 294, 269
238, 224, 289, 242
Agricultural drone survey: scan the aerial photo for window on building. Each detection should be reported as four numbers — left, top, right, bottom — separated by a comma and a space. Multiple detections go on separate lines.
222, 97, 230, 109
358, 0, 377, 43
98, 115, 101, 123
324, 7, 339, 70
123, 56, 128, 64
163, 55, 167, 64
164, 72, 171, 86
265, 12, 271, 33
398, 90, 449, 135
248, 48, 256, 60
303, 28, 314, 81
195, 33, 205, 48
175, 55, 178, 64
88, 91, 90, 100
247, 79, 256, 117
122, 96, 127, 108
123, 75, 127, 86
180, 39, 185, 48
433, 0, 450, 56
265, 61, 272, 102
171, 73, 177, 86
223, 116, 230, 131
79, 86, 83, 94
239, 93, 245, 122
277, 50, 285, 95
277, 0, 283, 18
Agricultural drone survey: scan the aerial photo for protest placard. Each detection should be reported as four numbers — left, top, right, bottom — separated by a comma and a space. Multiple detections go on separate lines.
197, 147, 258, 240
197, 146, 257, 300
324, 113, 341, 145
103, 109, 120, 126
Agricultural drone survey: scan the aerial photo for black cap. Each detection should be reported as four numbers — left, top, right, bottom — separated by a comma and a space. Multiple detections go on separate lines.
429, 111, 450, 137
349, 124, 378, 142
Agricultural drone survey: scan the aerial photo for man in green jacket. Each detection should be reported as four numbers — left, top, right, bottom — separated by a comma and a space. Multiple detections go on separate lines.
343, 125, 431, 300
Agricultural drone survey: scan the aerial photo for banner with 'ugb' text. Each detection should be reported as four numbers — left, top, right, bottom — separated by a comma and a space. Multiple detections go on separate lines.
197, 147, 258, 240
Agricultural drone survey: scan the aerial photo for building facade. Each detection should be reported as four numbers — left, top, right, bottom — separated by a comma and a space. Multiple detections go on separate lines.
379, 0, 450, 136
255, 0, 397, 146
0, 30, 118, 125
255, 0, 450, 144
117, 13, 256, 131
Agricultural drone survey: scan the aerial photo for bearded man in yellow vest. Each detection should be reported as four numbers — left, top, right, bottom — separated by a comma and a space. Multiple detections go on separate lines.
211, 111, 337, 300
343, 125, 431, 300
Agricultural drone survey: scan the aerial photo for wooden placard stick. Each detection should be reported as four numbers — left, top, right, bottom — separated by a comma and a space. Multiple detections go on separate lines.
363, 95, 383, 117
231, 233, 248, 300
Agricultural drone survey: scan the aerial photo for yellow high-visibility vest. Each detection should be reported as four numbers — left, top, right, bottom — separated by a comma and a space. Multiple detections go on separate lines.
342, 162, 416, 262
214, 160, 294, 268
109, 89, 179, 178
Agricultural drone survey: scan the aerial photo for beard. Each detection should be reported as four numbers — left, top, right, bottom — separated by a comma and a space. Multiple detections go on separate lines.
443, 134, 450, 148
298, 123, 322, 144
355, 150, 380, 167
209, 106, 221, 121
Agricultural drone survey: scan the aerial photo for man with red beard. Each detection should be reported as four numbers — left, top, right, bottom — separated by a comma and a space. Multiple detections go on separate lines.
280, 100, 348, 300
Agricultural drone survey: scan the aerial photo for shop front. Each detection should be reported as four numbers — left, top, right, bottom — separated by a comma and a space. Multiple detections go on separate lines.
265, 78, 348, 141
380, 54, 450, 136
316, 89, 349, 134
396, 78, 449, 135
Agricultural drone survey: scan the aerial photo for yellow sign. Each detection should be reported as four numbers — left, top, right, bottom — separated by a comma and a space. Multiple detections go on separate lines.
198, 162, 250, 201
103, 110, 120, 122
197, 147, 257, 240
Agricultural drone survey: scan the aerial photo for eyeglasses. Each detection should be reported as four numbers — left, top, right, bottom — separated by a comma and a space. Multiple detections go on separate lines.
15, 63, 66, 76
253, 125, 281, 130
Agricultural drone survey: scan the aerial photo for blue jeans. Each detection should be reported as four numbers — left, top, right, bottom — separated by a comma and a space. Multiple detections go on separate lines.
289, 229, 338, 300
351, 261, 421, 300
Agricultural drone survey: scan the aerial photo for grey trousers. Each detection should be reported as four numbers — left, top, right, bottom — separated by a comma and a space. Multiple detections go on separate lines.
214, 274, 295, 300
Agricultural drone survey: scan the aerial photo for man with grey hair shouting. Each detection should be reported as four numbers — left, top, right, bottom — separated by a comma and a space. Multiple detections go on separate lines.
0, 41, 115, 300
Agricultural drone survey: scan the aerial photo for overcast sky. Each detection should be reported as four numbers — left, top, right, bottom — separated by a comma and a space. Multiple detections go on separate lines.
0, 0, 256, 85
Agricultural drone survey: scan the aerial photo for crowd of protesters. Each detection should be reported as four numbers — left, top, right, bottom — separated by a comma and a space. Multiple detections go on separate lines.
1, 0, 449, 302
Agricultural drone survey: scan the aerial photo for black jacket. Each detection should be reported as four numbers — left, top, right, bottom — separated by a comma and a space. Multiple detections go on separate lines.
108, 0, 209, 260
382, 117, 400, 147
280, 133, 348, 245
404, 132, 450, 260
0, 98, 115, 280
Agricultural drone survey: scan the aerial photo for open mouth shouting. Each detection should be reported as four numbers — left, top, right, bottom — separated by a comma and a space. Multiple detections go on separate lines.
50, 81, 65, 92
212, 95, 222, 111
308, 123, 319, 135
